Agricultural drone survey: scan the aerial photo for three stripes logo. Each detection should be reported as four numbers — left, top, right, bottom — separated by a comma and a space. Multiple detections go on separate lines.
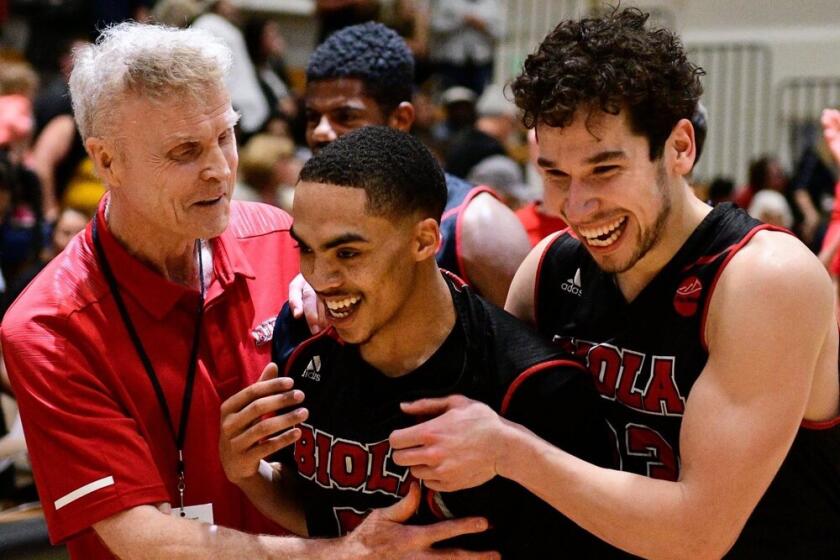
302, 356, 322, 382
561, 268, 583, 297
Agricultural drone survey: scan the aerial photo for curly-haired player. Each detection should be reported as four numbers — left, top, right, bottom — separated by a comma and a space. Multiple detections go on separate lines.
289, 22, 530, 312
390, 8, 840, 558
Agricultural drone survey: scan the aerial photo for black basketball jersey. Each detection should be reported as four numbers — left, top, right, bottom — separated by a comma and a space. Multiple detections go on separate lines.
536, 203, 840, 557
273, 272, 623, 558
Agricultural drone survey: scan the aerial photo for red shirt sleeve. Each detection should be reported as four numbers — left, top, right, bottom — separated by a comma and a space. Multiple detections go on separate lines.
2, 314, 169, 544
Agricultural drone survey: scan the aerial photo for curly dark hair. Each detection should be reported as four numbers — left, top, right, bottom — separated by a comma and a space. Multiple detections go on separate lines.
298, 126, 446, 221
511, 7, 704, 160
306, 22, 414, 117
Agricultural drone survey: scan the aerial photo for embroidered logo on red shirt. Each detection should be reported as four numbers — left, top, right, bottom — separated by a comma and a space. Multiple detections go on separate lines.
251, 317, 276, 345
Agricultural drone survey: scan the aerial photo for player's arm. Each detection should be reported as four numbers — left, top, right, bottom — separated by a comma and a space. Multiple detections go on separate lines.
93, 485, 499, 560
460, 193, 531, 307
219, 363, 309, 535
504, 232, 562, 324
393, 231, 835, 558
31, 114, 76, 220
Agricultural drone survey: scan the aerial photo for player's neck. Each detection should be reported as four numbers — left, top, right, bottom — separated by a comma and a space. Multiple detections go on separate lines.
360, 266, 455, 377
616, 185, 712, 302
106, 198, 201, 288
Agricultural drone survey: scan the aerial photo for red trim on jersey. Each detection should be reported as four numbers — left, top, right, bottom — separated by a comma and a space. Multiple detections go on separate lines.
699, 224, 790, 352
440, 269, 469, 290
282, 327, 341, 378
500, 359, 587, 415
533, 229, 570, 329
801, 414, 840, 430
452, 186, 498, 281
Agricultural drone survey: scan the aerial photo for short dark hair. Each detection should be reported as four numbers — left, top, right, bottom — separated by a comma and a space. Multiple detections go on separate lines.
298, 126, 447, 221
512, 7, 704, 160
306, 22, 414, 116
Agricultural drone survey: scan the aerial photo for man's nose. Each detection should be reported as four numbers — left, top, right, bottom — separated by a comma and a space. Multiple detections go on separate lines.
311, 115, 338, 144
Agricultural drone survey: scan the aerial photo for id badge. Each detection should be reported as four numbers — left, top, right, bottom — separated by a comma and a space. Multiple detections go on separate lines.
171, 503, 214, 524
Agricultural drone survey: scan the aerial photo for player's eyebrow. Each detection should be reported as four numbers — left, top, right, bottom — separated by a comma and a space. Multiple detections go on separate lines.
585, 150, 626, 165
322, 233, 369, 250
290, 227, 369, 251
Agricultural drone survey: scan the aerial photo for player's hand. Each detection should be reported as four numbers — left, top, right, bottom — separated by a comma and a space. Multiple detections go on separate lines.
390, 395, 511, 492
822, 108, 840, 165
288, 273, 328, 334
219, 363, 308, 485
337, 483, 499, 560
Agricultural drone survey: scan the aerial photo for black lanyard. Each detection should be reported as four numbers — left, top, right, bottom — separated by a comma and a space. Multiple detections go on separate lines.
92, 215, 205, 515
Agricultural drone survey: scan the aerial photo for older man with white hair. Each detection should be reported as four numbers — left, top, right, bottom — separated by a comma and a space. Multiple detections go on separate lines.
0, 23, 495, 560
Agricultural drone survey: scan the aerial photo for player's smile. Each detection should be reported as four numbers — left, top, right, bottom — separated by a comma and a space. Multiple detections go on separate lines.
576, 215, 628, 250
323, 294, 362, 321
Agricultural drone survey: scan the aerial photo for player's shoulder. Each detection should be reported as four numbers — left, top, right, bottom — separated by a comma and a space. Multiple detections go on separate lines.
728, 229, 830, 297
227, 200, 293, 239
272, 303, 343, 381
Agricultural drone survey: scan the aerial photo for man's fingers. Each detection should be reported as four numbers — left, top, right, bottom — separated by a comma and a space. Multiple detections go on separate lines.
392, 447, 437, 468
258, 362, 278, 383
301, 287, 326, 334
379, 482, 421, 523
236, 407, 308, 446
399, 395, 465, 416
222, 387, 303, 434
389, 424, 428, 450
252, 427, 302, 458
412, 516, 490, 548
288, 274, 306, 318
220, 376, 295, 417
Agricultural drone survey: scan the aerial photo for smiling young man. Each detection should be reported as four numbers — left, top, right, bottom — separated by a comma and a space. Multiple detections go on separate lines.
389, 8, 840, 558
291, 22, 529, 309
219, 126, 619, 558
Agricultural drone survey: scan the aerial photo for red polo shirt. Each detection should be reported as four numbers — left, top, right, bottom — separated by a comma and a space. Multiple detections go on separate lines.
516, 201, 567, 247
2, 198, 300, 559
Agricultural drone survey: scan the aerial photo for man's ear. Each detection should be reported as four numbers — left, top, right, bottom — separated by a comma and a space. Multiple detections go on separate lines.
388, 102, 415, 133
86, 137, 122, 188
414, 217, 441, 261
666, 118, 696, 177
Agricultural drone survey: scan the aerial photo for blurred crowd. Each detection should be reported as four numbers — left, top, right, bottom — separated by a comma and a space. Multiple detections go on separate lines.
0, 0, 839, 511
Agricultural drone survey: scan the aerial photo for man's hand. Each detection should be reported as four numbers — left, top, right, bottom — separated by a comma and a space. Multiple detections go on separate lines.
822, 108, 840, 165
339, 482, 500, 560
389, 396, 513, 492
219, 363, 308, 485
288, 273, 328, 334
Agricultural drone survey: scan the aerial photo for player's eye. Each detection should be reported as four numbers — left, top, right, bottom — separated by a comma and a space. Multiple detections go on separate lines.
336, 248, 359, 260
295, 243, 313, 255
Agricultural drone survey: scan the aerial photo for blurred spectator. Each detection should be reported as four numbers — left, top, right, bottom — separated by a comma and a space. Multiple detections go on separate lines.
315, 0, 380, 43
747, 189, 793, 229
707, 177, 735, 205
817, 109, 840, 299
692, 102, 708, 167
467, 154, 535, 210
441, 86, 507, 179
2, 205, 88, 316
0, 149, 44, 294
516, 129, 566, 246
190, 0, 270, 136
244, 17, 297, 121
475, 85, 520, 147
791, 139, 837, 246
429, 0, 503, 96
735, 156, 788, 210
382, 0, 432, 84
0, 60, 38, 162
236, 134, 301, 212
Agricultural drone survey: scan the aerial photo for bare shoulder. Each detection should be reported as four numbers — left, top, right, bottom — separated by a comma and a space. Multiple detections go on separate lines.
707, 229, 834, 350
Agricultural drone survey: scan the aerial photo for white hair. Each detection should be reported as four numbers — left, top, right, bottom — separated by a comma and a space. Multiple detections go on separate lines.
69, 22, 232, 140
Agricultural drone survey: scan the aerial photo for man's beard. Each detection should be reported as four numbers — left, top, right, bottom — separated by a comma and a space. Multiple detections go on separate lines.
607, 162, 672, 274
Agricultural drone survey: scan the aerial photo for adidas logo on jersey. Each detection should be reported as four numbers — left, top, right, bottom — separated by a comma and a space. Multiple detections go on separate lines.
302, 356, 322, 382
561, 268, 583, 297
